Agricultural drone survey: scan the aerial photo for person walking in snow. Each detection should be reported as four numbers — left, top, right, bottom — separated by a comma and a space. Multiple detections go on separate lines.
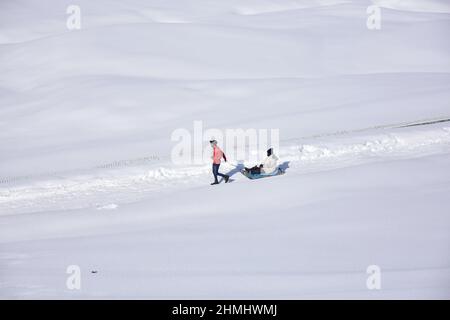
244, 148, 279, 175
210, 139, 230, 185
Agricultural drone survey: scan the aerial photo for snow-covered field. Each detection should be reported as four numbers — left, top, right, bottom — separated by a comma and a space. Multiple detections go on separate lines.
0, 0, 449, 299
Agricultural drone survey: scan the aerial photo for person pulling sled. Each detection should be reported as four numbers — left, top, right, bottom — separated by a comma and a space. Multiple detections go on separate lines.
210, 139, 230, 185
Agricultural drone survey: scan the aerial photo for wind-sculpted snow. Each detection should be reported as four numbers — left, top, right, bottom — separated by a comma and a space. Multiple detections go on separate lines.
373, 0, 450, 13
233, 0, 348, 15
1, 1, 449, 179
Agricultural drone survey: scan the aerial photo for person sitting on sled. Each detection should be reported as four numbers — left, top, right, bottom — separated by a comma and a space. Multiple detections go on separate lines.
244, 148, 279, 175
210, 139, 230, 185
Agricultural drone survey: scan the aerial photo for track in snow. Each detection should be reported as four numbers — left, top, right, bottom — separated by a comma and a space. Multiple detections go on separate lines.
0, 122, 450, 216
1, 116, 449, 186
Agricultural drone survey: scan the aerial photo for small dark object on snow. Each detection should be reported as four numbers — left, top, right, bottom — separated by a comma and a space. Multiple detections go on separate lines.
91, 270, 98, 274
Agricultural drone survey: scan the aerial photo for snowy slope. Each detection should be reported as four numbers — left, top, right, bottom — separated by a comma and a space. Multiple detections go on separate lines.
0, 0, 449, 298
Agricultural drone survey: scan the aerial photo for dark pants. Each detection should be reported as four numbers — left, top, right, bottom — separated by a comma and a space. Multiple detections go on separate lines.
212, 163, 227, 182
245, 165, 261, 175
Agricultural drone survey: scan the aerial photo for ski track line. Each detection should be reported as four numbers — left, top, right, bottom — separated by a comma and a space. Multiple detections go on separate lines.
0, 124, 450, 215
0, 155, 163, 185
285, 115, 450, 142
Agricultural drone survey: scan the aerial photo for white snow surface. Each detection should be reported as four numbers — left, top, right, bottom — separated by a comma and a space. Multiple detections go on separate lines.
0, 0, 449, 299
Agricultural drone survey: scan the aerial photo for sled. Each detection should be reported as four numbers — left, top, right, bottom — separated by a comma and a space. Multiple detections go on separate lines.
240, 167, 285, 180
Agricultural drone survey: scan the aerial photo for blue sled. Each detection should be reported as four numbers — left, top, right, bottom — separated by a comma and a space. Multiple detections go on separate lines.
240, 167, 285, 180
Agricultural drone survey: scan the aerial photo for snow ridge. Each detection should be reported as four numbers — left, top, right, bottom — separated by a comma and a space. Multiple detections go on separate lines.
1, 125, 449, 216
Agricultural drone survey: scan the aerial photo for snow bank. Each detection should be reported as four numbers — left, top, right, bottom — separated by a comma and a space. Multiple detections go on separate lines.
1, 124, 449, 216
